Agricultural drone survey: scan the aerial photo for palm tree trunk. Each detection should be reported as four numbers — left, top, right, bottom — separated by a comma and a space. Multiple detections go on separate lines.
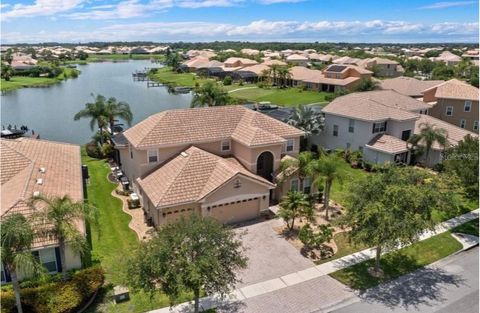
98, 121, 103, 146
375, 246, 382, 272
324, 180, 331, 220
425, 148, 430, 166
11, 270, 23, 313
290, 216, 295, 231
299, 177, 304, 193
59, 239, 68, 281
194, 288, 200, 313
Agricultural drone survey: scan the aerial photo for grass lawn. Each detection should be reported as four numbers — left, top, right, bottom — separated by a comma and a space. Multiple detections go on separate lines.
329, 162, 370, 208
1, 67, 80, 92
88, 53, 166, 62
432, 198, 478, 223
149, 67, 211, 87
452, 219, 479, 236
81, 151, 194, 313
329, 231, 463, 290
315, 232, 369, 265
228, 86, 330, 106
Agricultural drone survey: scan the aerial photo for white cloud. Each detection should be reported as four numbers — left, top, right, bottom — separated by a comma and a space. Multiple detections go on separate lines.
2, 19, 478, 43
177, 0, 244, 8
257, 0, 306, 4
420, 1, 477, 9
2, 0, 85, 20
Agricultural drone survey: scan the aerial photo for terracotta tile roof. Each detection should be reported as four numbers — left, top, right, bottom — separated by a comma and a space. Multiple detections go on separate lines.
224, 57, 258, 67
415, 115, 478, 150
123, 106, 303, 149
423, 79, 479, 101
289, 66, 361, 86
262, 59, 287, 66
380, 77, 445, 97
138, 146, 275, 208
366, 134, 409, 154
322, 90, 428, 121
236, 64, 271, 75
1, 138, 84, 248
286, 54, 309, 61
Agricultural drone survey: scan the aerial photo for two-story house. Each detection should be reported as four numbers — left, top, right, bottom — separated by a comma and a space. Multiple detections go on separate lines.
312, 90, 476, 167
1, 138, 85, 283
422, 79, 479, 133
113, 106, 305, 227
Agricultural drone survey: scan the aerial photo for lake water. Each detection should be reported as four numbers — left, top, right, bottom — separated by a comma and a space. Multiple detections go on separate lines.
1, 60, 192, 144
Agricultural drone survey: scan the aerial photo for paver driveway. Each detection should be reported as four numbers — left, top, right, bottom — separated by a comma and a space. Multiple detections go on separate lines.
234, 217, 314, 287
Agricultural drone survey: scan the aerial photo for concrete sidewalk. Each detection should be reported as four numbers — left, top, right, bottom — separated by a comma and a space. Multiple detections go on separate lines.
148, 209, 479, 313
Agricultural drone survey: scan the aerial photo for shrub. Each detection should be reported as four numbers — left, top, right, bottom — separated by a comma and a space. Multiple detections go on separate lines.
101, 143, 114, 158
0, 266, 104, 313
85, 141, 103, 159
223, 75, 233, 86
299, 224, 333, 250
363, 161, 373, 172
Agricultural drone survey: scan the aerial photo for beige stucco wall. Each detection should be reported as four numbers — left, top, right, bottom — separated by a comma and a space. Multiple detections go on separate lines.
429, 98, 479, 133
275, 173, 315, 202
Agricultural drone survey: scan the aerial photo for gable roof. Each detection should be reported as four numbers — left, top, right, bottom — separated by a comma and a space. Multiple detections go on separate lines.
138, 146, 275, 208
380, 77, 445, 97
123, 106, 304, 149
366, 134, 409, 154
423, 79, 479, 101
322, 90, 429, 122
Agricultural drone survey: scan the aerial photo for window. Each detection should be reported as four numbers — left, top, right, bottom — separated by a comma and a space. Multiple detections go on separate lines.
303, 177, 311, 194
38, 248, 58, 273
446, 106, 453, 116
401, 130, 411, 141
333, 125, 339, 137
348, 119, 355, 133
147, 149, 158, 163
346, 143, 351, 149
286, 139, 294, 152
221, 140, 231, 151
464, 101, 472, 112
474, 121, 478, 131
290, 179, 299, 192
372, 121, 387, 133
460, 119, 466, 129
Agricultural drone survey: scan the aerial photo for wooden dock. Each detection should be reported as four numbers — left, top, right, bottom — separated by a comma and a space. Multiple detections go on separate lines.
147, 81, 163, 88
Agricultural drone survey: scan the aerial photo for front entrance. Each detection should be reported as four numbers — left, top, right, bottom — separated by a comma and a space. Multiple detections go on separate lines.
256, 151, 274, 182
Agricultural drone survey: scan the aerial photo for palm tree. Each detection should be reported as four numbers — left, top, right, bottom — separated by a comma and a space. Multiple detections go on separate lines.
191, 81, 230, 108
407, 122, 448, 166
278, 191, 311, 230
287, 105, 325, 149
29, 195, 99, 280
270, 64, 279, 86
104, 96, 133, 131
260, 68, 272, 86
278, 151, 314, 192
276, 66, 291, 88
1, 214, 42, 313
310, 154, 346, 220
74, 94, 108, 145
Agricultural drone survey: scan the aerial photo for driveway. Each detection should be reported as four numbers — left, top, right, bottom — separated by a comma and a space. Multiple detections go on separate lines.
234, 218, 314, 287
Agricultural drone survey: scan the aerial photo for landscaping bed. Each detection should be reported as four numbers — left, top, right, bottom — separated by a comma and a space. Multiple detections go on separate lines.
329, 231, 463, 290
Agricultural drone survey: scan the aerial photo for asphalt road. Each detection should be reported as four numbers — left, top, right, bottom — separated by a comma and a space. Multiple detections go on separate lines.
328, 247, 479, 313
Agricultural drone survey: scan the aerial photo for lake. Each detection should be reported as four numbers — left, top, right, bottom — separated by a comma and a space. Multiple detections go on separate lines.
1, 60, 192, 144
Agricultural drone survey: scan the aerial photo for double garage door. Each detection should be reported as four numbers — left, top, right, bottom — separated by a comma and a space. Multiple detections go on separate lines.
209, 197, 261, 224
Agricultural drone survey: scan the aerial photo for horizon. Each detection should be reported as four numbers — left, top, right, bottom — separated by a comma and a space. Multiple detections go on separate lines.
1, 0, 479, 44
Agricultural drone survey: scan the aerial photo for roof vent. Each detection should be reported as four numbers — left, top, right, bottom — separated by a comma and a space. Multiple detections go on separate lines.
181, 152, 189, 158
39, 167, 46, 173
36, 178, 43, 185
33, 191, 40, 197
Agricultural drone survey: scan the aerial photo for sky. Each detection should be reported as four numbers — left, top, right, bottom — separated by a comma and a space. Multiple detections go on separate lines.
1, 0, 479, 44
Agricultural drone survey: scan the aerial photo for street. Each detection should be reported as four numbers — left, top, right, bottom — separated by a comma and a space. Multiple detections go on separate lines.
328, 247, 479, 313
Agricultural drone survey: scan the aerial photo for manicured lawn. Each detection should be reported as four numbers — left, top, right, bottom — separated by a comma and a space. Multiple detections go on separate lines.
452, 219, 479, 236
81, 151, 194, 312
149, 67, 211, 87
329, 231, 463, 290
1, 67, 80, 92
228, 86, 329, 106
315, 232, 369, 265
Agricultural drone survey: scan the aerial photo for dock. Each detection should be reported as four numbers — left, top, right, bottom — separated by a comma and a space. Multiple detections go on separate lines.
147, 81, 163, 88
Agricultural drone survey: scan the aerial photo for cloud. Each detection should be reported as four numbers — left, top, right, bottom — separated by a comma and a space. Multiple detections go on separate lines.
2, 0, 84, 20
420, 1, 477, 9
2, 19, 478, 43
177, 0, 244, 8
257, 0, 306, 4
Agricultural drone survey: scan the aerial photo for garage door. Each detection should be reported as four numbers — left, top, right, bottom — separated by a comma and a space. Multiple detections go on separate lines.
209, 197, 260, 224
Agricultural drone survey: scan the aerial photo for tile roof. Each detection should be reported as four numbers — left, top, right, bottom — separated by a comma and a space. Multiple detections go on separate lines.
380, 77, 445, 97
138, 146, 275, 208
423, 79, 479, 101
322, 90, 429, 121
236, 64, 271, 75
366, 134, 409, 154
1, 138, 83, 248
123, 106, 304, 149
289, 66, 362, 87
415, 115, 478, 150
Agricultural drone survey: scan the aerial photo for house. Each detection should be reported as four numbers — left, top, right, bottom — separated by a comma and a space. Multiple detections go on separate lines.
232, 64, 270, 82
241, 48, 260, 56
262, 59, 287, 66
0, 138, 85, 282
422, 79, 479, 133
223, 57, 258, 68
312, 90, 476, 167
380, 77, 445, 98
113, 106, 306, 227
430, 51, 462, 66
181, 56, 210, 72
364, 57, 404, 77
286, 54, 309, 66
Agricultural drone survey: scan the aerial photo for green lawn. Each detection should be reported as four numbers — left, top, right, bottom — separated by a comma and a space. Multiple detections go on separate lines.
88, 53, 166, 62
81, 151, 193, 312
149, 67, 211, 87
1, 67, 80, 92
329, 231, 463, 290
315, 232, 369, 265
228, 86, 329, 106
432, 198, 478, 223
329, 162, 370, 208
452, 219, 479, 236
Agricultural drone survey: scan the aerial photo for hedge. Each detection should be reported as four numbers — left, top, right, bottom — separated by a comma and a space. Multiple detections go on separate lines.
0, 266, 104, 313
